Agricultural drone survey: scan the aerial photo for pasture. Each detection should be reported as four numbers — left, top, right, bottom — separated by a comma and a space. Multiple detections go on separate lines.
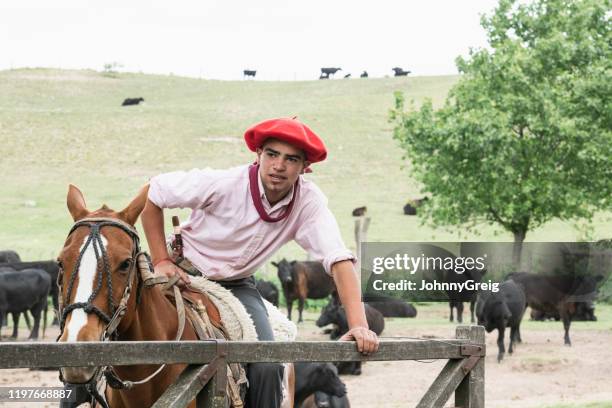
1, 68, 611, 407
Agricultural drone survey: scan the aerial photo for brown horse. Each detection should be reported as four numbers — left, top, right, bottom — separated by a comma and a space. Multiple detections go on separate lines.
57, 184, 207, 408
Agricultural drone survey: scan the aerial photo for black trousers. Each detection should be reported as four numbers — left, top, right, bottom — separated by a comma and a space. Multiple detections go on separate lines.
218, 276, 284, 408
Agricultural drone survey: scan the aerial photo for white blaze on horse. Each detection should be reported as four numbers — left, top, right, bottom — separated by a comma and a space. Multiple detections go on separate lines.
56, 185, 295, 408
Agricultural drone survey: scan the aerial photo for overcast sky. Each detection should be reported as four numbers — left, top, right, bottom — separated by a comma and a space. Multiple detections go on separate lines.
1, 0, 499, 81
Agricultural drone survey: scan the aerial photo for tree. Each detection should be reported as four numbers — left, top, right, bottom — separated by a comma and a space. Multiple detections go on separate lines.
389, 0, 611, 266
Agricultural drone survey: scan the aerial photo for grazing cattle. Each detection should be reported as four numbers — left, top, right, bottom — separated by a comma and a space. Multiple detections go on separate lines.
446, 266, 487, 324
363, 293, 417, 317
255, 279, 280, 307
0, 250, 20, 263
476, 280, 526, 362
360, 71, 368, 78
1, 260, 60, 325
351, 206, 367, 217
316, 298, 384, 376
294, 362, 347, 408
302, 392, 351, 408
243, 69, 257, 78
508, 272, 602, 346
121, 97, 144, 106
531, 301, 597, 321
0, 268, 50, 339
403, 197, 428, 215
392, 67, 411, 76
317, 297, 385, 339
272, 259, 335, 322
508, 271, 602, 345
343, 73, 351, 78
320, 67, 342, 78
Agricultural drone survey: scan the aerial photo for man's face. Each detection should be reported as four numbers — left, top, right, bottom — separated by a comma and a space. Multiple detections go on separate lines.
256, 138, 310, 201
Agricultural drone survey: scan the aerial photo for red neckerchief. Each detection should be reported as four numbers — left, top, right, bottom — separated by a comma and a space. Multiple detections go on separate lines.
249, 164, 299, 223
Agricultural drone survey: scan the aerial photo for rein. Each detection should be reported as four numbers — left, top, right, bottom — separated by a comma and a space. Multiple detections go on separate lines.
58, 217, 187, 407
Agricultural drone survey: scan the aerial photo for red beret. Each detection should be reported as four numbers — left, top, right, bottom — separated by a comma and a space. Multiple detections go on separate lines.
244, 118, 327, 163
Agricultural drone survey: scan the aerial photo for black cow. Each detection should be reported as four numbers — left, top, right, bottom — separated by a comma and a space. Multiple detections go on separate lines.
121, 97, 144, 106
0, 266, 33, 332
316, 298, 384, 375
392, 67, 411, 76
363, 293, 417, 317
351, 206, 367, 217
0, 268, 50, 339
320, 67, 342, 78
1, 260, 60, 325
476, 280, 526, 362
317, 297, 385, 340
446, 267, 487, 324
272, 259, 335, 322
294, 362, 347, 408
360, 71, 368, 78
403, 197, 428, 215
255, 279, 279, 307
0, 250, 20, 263
243, 70, 256, 78
303, 392, 351, 408
508, 271, 602, 345
531, 301, 597, 321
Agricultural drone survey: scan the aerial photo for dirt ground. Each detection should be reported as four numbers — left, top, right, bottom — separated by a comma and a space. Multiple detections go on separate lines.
1, 304, 611, 408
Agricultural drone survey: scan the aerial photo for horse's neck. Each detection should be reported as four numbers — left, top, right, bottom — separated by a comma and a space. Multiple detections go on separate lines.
120, 286, 179, 341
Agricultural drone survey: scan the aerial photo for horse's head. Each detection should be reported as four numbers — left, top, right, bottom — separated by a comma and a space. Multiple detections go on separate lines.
57, 184, 149, 383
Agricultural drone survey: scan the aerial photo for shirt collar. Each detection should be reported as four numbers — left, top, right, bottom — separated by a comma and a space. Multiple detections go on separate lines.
257, 168, 296, 211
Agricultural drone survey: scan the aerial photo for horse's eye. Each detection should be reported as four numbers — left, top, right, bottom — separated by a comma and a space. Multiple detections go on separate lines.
119, 258, 133, 272
56, 259, 64, 270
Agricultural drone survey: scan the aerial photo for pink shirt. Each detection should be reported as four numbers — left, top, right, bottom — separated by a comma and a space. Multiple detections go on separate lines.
148, 164, 354, 280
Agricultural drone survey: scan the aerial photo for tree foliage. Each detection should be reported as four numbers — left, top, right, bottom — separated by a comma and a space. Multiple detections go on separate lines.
390, 0, 611, 253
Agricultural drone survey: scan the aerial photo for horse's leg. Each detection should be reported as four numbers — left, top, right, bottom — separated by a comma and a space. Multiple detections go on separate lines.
10, 312, 20, 338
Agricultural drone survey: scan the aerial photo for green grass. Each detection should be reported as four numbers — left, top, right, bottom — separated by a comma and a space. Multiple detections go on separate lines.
544, 402, 612, 408
1, 68, 611, 267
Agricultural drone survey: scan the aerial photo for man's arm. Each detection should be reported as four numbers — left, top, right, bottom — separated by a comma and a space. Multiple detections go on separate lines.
332, 260, 379, 355
141, 199, 191, 286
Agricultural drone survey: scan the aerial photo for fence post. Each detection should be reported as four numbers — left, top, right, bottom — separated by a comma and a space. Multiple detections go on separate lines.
354, 217, 370, 273
455, 325, 485, 408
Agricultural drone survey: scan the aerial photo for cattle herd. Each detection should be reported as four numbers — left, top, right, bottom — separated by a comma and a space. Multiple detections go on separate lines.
237, 67, 410, 80
1, 246, 606, 407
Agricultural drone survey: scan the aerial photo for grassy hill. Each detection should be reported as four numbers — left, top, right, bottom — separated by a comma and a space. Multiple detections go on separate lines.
0, 68, 610, 273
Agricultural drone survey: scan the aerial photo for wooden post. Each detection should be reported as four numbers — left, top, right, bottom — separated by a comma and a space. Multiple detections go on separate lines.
455, 325, 485, 408
354, 217, 370, 273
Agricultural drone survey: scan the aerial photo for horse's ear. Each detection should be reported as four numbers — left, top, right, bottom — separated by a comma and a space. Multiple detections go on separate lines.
67, 184, 89, 221
118, 184, 150, 226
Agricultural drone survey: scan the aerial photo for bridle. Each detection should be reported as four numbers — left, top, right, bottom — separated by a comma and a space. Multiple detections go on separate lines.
58, 217, 141, 342
57, 217, 186, 408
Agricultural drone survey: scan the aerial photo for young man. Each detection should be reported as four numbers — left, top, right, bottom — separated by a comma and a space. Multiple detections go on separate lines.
141, 117, 378, 408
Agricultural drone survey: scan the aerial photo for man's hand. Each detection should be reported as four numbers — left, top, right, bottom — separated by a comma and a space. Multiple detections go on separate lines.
339, 326, 379, 355
155, 260, 191, 288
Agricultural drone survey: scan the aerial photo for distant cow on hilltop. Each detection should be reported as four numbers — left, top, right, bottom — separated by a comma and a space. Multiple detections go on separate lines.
392, 67, 411, 76
320, 67, 342, 78
122, 97, 144, 106
243, 70, 256, 78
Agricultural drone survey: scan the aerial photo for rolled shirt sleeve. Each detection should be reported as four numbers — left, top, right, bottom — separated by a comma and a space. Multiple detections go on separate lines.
294, 202, 356, 275
148, 168, 220, 210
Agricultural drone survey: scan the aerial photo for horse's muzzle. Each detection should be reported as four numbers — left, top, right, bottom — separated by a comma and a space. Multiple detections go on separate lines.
61, 367, 97, 384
